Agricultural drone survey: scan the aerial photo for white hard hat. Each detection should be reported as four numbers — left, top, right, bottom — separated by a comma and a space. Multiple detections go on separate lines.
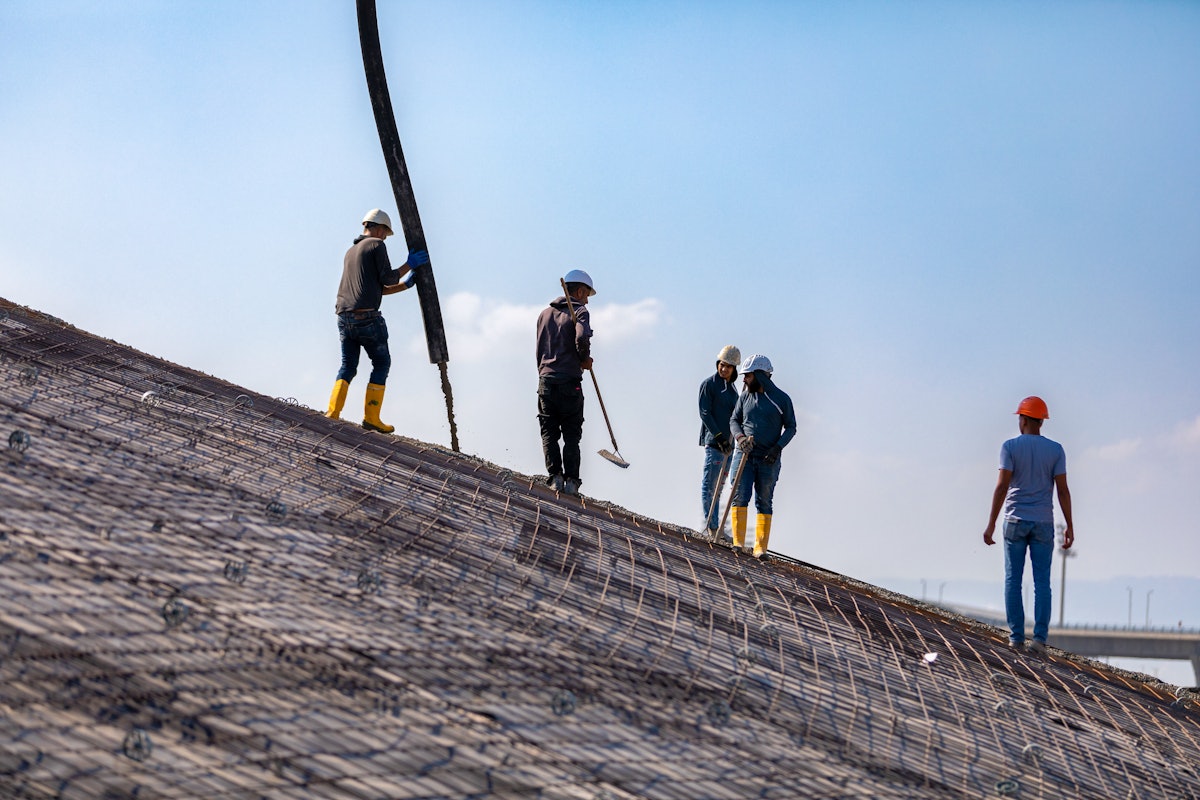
563, 269, 596, 296
739, 354, 773, 376
717, 345, 741, 367
362, 208, 393, 232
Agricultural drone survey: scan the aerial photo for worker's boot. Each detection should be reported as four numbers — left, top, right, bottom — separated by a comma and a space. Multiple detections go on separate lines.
325, 379, 350, 420
753, 513, 773, 559
730, 506, 748, 550
362, 383, 395, 433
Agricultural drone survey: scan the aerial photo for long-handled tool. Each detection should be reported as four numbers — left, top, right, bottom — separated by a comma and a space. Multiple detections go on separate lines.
559, 278, 629, 469
717, 449, 749, 543
703, 451, 732, 539
357, 0, 459, 452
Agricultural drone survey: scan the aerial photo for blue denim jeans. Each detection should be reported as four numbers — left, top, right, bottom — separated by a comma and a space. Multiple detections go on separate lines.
730, 451, 782, 514
1003, 518, 1054, 643
336, 312, 390, 385
701, 446, 731, 529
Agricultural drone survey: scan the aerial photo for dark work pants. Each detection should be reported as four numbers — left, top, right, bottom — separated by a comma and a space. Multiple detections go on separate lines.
538, 378, 585, 481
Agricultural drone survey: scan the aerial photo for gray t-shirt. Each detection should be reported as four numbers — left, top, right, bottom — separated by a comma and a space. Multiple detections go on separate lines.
336, 235, 400, 314
1000, 433, 1066, 524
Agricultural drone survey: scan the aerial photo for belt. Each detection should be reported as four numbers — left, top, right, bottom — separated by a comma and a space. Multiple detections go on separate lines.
340, 309, 381, 319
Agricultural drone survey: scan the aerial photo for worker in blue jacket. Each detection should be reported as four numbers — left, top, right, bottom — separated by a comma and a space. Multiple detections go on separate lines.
698, 345, 741, 540
729, 354, 798, 558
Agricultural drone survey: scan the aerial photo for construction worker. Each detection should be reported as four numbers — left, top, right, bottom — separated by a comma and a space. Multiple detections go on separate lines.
729, 354, 797, 558
698, 345, 741, 541
536, 269, 595, 496
983, 396, 1075, 654
326, 209, 429, 433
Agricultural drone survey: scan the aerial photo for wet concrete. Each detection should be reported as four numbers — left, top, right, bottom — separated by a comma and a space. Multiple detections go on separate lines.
438, 360, 460, 452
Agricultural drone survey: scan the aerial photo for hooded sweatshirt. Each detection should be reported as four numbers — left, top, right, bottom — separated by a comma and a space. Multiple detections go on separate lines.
536, 296, 592, 381
698, 371, 739, 447
730, 371, 797, 457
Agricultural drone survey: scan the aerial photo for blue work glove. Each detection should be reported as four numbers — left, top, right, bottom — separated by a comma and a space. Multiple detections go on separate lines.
405, 249, 430, 269
762, 445, 781, 465
401, 271, 417, 288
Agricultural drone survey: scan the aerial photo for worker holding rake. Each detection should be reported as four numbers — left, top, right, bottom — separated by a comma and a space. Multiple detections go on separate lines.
536, 270, 596, 496
729, 354, 797, 558
698, 345, 741, 541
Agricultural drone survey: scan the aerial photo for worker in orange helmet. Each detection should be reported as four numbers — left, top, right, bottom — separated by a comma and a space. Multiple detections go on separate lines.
983, 396, 1075, 655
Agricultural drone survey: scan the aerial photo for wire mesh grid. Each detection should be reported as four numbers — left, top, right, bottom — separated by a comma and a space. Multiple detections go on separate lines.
1, 300, 1198, 799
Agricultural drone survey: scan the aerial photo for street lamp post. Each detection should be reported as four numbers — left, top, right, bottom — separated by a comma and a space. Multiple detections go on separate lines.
1127, 586, 1133, 628
1146, 589, 1154, 628
1057, 524, 1075, 627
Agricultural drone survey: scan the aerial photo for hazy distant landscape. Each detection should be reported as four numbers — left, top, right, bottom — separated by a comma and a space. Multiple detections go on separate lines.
876, 575, 1200, 688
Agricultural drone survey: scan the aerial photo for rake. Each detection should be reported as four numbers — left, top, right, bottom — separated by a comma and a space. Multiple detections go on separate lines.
559, 278, 629, 469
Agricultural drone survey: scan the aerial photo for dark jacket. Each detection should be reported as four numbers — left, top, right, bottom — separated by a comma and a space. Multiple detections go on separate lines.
536, 296, 592, 381
730, 372, 797, 457
698, 372, 738, 447
335, 235, 400, 314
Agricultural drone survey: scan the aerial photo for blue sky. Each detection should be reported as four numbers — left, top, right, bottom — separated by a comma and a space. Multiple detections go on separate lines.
2, 2, 1198, 614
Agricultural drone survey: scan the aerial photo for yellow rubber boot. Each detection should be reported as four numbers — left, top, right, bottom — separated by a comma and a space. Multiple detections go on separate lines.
362, 383, 395, 433
753, 513, 773, 559
730, 506, 748, 550
326, 379, 350, 419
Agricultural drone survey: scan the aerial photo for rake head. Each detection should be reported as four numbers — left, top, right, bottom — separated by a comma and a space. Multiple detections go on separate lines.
598, 449, 630, 469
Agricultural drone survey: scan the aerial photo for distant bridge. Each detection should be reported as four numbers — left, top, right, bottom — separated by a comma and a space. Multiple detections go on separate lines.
939, 603, 1200, 686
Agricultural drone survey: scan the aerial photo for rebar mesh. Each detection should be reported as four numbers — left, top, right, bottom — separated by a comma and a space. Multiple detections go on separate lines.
1, 298, 1198, 799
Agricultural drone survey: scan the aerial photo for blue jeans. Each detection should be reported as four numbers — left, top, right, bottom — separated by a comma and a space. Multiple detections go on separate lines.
336, 312, 390, 385
730, 451, 782, 514
701, 446, 731, 529
1003, 518, 1054, 643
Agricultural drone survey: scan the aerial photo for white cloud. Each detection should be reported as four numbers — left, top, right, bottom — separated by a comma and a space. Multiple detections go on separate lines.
440, 293, 543, 363
1170, 414, 1200, 449
408, 292, 664, 363
589, 298, 665, 343
1081, 437, 1143, 463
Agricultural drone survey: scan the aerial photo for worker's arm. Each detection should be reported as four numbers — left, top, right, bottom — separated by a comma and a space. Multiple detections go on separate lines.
382, 271, 414, 295
573, 301, 593, 370
1055, 473, 1074, 549
698, 381, 721, 438
382, 250, 429, 294
983, 469, 1012, 546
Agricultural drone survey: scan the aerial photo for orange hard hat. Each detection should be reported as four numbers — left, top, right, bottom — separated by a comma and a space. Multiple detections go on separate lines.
1015, 396, 1049, 420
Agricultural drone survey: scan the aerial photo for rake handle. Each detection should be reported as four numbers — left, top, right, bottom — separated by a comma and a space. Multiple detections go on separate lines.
718, 449, 749, 535
705, 450, 732, 529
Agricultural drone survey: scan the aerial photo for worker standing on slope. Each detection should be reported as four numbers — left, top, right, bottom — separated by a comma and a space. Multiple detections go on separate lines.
698, 345, 741, 541
729, 354, 798, 558
326, 209, 429, 433
536, 270, 595, 497
983, 395, 1075, 654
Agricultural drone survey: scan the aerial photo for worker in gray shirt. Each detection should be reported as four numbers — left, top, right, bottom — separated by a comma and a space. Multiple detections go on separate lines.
326, 208, 428, 433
